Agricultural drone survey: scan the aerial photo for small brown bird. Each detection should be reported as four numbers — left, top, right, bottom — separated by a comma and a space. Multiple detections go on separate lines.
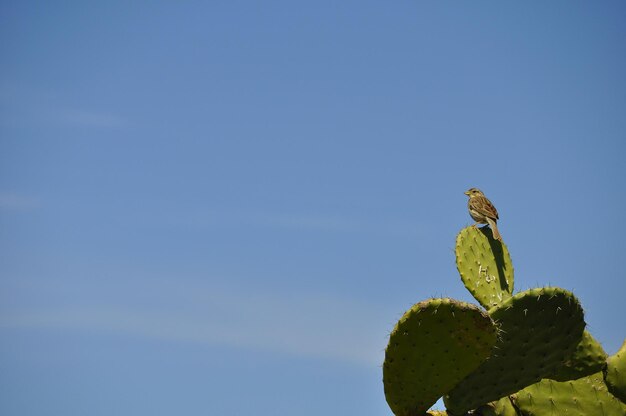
464, 188, 502, 241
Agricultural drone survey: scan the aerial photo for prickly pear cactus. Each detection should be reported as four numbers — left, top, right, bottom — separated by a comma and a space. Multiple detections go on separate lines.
444, 287, 586, 415
548, 329, 607, 382
456, 226, 513, 309
383, 298, 497, 416
605, 339, 626, 403
381, 218, 625, 416
512, 372, 626, 415
474, 397, 517, 416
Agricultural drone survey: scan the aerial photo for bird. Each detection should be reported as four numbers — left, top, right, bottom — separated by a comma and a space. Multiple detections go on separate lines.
464, 188, 502, 241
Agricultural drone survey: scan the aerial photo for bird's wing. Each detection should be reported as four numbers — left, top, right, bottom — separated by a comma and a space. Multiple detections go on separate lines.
472, 196, 499, 220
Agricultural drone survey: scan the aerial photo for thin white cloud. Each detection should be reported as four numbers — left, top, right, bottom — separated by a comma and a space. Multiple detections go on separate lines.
0, 83, 126, 129
171, 210, 425, 236
53, 108, 126, 128
257, 213, 425, 235
0, 285, 394, 367
259, 213, 362, 232
0, 192, 38, 210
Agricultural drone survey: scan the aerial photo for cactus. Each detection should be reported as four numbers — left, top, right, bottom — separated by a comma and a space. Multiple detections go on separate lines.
456, 226, 513, 309
383, 298, 497, 416
605, 339, 626, 403
512, 372, 626, 415
381, 221, 625, 416
444, 287, 586, 415
548, 329, 607, 382
474, 397, 517, 416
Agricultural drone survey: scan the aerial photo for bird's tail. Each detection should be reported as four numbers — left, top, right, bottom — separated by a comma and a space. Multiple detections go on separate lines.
486, 218, 502, 242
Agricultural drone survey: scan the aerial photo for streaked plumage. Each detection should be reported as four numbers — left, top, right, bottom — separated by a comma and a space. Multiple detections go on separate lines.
464, 188, 502, 241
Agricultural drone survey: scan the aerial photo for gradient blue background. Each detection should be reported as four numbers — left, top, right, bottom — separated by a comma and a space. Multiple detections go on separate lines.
1, 2, 625, 415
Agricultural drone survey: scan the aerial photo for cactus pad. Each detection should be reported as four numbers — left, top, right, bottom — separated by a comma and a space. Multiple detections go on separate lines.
444, 287, 585, 415
474, 397, 517, 416
456, 226, 514, 309
512, 372, 626, 415
548, 329, 608, 381
605, 339, 626, 403
383, 298, 497, 416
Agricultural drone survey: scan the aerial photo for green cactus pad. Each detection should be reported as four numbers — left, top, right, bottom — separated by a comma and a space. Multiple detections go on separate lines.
605, 339, 626, 403
474, 397, 517, 416
456, 226, 514, 309
383, 298, 497, 416
548, 329, 608, 381
512, 372, 626, 415
491, 398, 518, 416
444, 287, 585, 415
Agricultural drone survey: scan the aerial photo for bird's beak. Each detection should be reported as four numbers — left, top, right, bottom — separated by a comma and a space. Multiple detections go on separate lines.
464, 191, 470, 196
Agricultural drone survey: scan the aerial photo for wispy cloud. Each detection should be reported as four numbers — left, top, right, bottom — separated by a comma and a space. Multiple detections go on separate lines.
52, 108, 126, 128
258, 213, 362, 232
0, 83, 126, 129
0, 283, 394, 367
261, 213, 426, 236
0, 192, 39, 210
171, 210, 425, 236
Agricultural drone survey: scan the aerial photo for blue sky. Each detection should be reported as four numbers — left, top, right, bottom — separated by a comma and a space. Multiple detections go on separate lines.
1, 2, 625, 415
